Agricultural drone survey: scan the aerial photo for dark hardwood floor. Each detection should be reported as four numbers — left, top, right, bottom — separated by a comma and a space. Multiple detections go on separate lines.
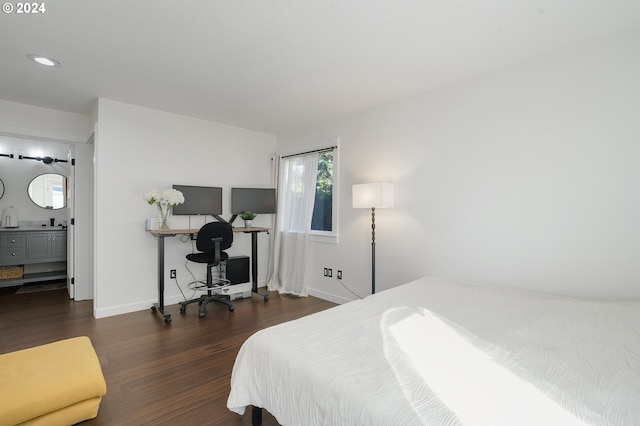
0, 283, 336, 425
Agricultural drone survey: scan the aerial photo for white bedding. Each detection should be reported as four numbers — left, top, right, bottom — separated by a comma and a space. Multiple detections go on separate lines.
227, 276, 640, 425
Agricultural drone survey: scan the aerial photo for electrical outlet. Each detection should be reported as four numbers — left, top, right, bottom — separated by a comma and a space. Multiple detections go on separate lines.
323, 268, 328, 277
170, 269, 176, 279
327, 268, 332, 277
337, 270, 342, 280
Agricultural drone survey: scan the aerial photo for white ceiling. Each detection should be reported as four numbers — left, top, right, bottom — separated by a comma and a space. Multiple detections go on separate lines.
2, 0, 640, 134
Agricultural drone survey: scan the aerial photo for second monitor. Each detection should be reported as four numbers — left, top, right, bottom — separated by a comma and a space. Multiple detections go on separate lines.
231, 187, 277, 214
230, 187, 276, 225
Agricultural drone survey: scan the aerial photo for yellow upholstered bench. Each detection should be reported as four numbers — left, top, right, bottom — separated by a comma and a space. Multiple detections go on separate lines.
0, 336, 106, 426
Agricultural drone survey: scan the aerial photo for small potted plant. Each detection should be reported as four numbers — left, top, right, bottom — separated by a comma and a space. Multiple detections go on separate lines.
240, 210, 256, 228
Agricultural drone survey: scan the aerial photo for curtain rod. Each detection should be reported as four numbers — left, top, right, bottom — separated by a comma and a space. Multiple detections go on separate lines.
281, 145, 337, 159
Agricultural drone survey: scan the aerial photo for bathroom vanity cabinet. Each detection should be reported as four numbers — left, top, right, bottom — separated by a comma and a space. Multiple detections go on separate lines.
0, 228, 67, 287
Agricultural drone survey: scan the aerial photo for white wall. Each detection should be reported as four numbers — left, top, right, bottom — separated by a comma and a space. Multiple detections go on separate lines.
94, 98, 276, 318
0, 99, 90, 143
277, 31, 640, 302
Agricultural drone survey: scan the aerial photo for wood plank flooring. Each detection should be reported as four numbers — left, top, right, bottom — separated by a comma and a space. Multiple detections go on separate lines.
0, 284, 336, 425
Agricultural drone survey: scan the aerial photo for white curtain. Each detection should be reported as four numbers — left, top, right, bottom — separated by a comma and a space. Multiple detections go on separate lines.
267, 152, 319, 296
266, 154, 280, 289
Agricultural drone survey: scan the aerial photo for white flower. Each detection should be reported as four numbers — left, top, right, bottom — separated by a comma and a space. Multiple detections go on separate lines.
144, 188, 185, 207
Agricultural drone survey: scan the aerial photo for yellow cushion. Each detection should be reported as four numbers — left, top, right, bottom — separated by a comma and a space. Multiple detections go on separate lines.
0, 336, 107, 426
17, 397, 103, 426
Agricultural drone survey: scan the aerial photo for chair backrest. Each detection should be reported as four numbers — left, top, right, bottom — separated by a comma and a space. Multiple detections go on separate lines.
195, 222, 233, 253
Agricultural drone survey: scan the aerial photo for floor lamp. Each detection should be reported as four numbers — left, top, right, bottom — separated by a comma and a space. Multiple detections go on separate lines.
352, 183, 394, 294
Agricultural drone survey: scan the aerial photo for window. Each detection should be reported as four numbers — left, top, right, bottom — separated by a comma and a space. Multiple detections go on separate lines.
311, 151, 333, 232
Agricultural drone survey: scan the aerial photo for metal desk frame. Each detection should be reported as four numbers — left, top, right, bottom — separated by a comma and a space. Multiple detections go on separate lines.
148, 227, 270, 323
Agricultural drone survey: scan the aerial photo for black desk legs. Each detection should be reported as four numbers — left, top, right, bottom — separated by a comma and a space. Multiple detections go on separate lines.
250, 231, 269, 301
151, 235, 172, 323
251, 406, 263, 425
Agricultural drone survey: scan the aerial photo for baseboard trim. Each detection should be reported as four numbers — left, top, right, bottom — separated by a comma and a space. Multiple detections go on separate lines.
94, 294, 187, 319
308, 288, 353, 305
94, 284, 344, 319
94, 286, 270, 319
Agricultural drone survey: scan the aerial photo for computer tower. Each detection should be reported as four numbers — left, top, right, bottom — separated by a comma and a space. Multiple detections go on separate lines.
226, 256, 249, 285
217, 256, 251, 300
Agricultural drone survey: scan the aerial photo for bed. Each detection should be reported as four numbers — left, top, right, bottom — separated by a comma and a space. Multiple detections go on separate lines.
227, 276, 640, 425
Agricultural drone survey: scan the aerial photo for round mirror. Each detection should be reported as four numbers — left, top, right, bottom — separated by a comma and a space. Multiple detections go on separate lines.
28, 173, 67, 209
0, 178, 4, 200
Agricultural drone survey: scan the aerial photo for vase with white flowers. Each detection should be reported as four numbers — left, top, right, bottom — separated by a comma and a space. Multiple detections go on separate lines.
144, 188, 185, 231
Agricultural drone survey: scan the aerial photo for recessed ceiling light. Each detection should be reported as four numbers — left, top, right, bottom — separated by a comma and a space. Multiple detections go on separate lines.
27, 54, 61, 67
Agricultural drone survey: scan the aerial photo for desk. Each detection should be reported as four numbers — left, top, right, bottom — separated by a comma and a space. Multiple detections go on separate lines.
148, 227, 270, 323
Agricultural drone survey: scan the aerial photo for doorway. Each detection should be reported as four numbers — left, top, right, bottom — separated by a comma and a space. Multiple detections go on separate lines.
0, 134, 94, 302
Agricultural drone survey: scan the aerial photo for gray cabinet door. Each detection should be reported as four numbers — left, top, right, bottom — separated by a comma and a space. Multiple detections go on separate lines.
27, 232, 50, 260
51, 232, 67, 259
26, 231, 67, 262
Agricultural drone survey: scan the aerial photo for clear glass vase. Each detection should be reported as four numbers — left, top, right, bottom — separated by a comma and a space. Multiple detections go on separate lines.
157, 203, 171, 231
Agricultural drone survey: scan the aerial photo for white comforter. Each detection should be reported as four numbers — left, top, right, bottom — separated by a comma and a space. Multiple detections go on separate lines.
227, 276, 640, 425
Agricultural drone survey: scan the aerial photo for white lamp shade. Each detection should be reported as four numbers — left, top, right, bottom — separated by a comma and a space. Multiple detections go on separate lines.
352, 183, 394, 208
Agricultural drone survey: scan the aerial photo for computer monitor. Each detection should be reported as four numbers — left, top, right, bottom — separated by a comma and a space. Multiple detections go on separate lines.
231, 188, 277, 214
172, 185, 223, 216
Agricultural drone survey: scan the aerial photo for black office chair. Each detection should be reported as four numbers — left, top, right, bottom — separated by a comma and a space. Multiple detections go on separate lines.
179, 221, 235, 316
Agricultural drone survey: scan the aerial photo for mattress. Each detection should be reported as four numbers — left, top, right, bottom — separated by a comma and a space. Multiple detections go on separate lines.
227, 276, 640, 425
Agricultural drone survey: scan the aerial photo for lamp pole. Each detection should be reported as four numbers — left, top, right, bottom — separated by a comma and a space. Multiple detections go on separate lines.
371, 207, 376, 294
